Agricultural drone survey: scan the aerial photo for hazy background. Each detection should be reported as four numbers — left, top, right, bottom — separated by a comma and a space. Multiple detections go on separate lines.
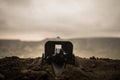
0, 0, 120, 40
0, 0, 120, 59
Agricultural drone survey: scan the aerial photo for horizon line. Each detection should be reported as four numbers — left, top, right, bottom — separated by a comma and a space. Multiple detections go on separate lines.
0, 36, 120, 41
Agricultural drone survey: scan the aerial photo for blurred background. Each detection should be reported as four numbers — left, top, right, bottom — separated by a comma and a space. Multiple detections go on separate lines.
0, 0, 120, 59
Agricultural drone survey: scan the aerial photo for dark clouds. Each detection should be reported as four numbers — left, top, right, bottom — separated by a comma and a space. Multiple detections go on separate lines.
0, 0, 120, 40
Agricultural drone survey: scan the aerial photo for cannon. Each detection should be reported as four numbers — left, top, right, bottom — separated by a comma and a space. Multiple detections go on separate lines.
41, 40, 75, 76
42, 41, 75, 65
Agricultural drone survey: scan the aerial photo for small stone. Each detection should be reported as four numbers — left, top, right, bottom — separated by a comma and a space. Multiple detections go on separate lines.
90, 64, 96, 68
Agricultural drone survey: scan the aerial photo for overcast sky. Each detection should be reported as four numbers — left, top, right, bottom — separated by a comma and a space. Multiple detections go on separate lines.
0, 0, 120, 40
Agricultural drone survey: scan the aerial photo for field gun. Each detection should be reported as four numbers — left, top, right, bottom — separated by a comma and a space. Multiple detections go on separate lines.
42, 40, 75, 76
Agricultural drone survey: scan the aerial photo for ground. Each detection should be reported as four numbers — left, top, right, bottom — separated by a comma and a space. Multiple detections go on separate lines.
0, 56, 120, 80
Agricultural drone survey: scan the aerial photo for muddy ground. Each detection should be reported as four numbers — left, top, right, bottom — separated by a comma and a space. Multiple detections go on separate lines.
0, 56, 120, 80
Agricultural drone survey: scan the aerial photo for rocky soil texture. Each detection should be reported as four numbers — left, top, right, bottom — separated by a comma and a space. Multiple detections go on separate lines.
0, 56, 120, 80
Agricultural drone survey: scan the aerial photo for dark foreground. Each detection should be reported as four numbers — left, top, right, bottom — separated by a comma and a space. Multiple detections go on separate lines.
0, 56, 120, 80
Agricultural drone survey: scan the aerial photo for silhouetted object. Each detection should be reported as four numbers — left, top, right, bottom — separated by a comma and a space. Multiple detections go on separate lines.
41, 41, 75, 77
42, 41, 75, 65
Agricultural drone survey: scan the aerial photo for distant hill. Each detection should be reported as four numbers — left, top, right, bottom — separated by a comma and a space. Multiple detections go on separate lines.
70, 38, 120, 59
0, 37, 120, 59
0, 39, 43, 58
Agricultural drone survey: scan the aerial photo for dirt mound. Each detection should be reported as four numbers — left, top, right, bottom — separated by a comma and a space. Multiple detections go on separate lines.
0, 56, 120, 80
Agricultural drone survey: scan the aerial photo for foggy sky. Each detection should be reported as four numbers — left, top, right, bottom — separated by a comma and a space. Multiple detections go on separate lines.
0, 0, 120, 40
